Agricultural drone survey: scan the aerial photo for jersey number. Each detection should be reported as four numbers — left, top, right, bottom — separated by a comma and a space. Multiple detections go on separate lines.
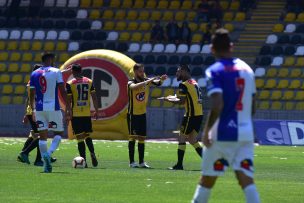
77, 84, 89, 100
236, 78, 245, 111
39, 76, 47, 94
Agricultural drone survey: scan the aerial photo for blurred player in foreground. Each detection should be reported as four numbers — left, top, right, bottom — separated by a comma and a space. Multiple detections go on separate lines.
192, 29, 260, 203
66, 64, 99, 168
29, 52, 70, 173
163, 65, 203, 170
127, 63, 167, 168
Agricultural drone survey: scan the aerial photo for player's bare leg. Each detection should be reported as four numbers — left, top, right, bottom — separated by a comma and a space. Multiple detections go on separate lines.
192, 176, 217, 203
128, 135, 138, 168
138, 135, 150, 168
84, 133, 98, 167
188, 131, 203, 158
39, 130, 52, 173
169, 134, 187, 170
235, 171, 260, 203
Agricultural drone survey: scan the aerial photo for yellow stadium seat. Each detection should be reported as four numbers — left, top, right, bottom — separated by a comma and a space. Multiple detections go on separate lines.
224, 23, 234, 32
157, 0, 168, 9
284, 13, 296, 22
289, 79, 301, 89
121, 0, 132, 8
103, 21, 115, 30
277, 79, 289, 89
271, 101, 282, 110
277, 68, 289, 77
175, 11, 186, 21
295, 57, 304, 66
143, 33, 151, 42
44, 42, 55, 51
199, 23, 208, 32
9, 52, 21, 62
115, 10, 126, 20
270, 90, 282, 100
283, 56, 295, 66
138, 22, 151, 31
13, 96, 24, 104
0, 63, 6, 72
162, 11, 174, 20
80, 0, 91, 7
33, 52, 41, 62
295, 102, 304, 110
235, 12, 245, 21
258, 90, 270, 100
102, 10, 114, 20
192, 34, 202, 43
131, 32, 143, 41
7, 41, 18, 50
285, 101, 295, 110
119, 32, 131, 41
11, 74, 23, 83
110, 0, 121, 8
266, 68, 277, 77
187, 11, 196, 21
230, 1, 240, 10
0, 74, 10, 83
150, 99, 162, 107
189, 22, 198, 31
296, 12, 304, 22
223, 12, 234, 21
146, 0, 157, 9
22, 53, 33, 62
181, 1, 192, 9
92, 0, 102, 8
24, 74, 30, 83
89, 9, 100, 19
20, 64, 31, 73
282, 90, 295, 100
151, 11, 162, 21
0, 41, 6, 50
56, 42, 67, 51
169, 1, 180, 9
127, 22, 139, 30
126, 10, 138, 20
19, 41, 30, 51
0, 96, 12, 104
0, 52, 8, 61
163, 101, 174, 108
150, 88, 162, 97
115, 21, 127, 30
14, 85, 26, 94
295, 91, 304, 100
272, 24, 284, 32
220, 1, 229, 9
138, 11, 149, 20
133, 0, 144, 8
163, 88, 175, 97
31, 41, 43, 51
194, 1, 201, 8
2, 84, 13, 94
8, 63, 19, 72
258, 101, 269, 110
59, 53, 70, 63
264, 79, 276, 89
290, 68, 301, 78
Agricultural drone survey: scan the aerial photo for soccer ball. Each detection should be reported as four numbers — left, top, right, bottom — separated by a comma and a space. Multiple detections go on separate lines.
72, 156, 86, 168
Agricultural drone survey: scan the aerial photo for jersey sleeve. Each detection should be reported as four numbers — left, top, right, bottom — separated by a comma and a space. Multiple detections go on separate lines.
29, 72, 36, 89
205, 69, 223, 97
66, 83, 72, 95
56, 70, 64, 84
177, 83, 187, 97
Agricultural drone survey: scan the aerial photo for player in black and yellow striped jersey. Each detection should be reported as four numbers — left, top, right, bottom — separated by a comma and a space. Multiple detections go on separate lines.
127, 63, 167, 168
66, 64, 99, 167
165, 65, 203, 170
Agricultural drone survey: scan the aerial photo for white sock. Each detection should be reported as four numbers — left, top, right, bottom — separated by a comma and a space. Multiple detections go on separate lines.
47, 135, 61, 155
192, 185, 211, 203
244, 184, 260, 203
39, 140, 48, 156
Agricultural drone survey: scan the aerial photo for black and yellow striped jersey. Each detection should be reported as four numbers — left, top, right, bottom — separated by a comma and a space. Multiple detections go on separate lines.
178, 79, 203, 117
127, 78, 160, 115
66, 77, 95, 117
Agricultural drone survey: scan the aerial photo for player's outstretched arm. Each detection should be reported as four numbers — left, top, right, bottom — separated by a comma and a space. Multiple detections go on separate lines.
151, 74, 168, 86
129, 77, 157, 90
58, 83, 71, 121
29, 88, 36, 121
91, 91, 99, 120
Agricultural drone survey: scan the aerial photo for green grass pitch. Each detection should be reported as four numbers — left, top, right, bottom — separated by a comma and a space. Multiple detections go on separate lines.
0, 138, 303, 203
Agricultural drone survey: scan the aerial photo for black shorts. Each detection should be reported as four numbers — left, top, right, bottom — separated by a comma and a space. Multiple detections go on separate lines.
71, 117, 93, 135
127, 114, 146, 136
27, 115, 38, 133
180, 116, 203, 135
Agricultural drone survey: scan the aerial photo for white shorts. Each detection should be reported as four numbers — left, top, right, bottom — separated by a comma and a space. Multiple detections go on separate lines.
35, 111, 64, 132
202, 141, 254, 178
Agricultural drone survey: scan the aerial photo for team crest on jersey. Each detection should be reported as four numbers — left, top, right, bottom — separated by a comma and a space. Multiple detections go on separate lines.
213, 158, 229, 171
240, 159, 253, 171
136, 92, 145, 101
48, 121, 58, 129
36, 121, 44, 128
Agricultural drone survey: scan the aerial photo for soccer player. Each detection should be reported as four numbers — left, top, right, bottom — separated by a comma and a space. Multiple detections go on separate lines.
127, 63, 167, 168
29, 52, 71, 173
66, 64, 99, 168
164, 65, 203, 170
192, 29, 260, 203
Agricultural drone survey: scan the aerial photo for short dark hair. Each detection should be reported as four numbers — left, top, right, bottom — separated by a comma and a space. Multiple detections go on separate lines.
133, 63, 144, 72
71, 63, 82, 73
33, 64, 43, 71
178, 64, 190, 73
211, 28, 231, 53
41, 52, 55, 62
